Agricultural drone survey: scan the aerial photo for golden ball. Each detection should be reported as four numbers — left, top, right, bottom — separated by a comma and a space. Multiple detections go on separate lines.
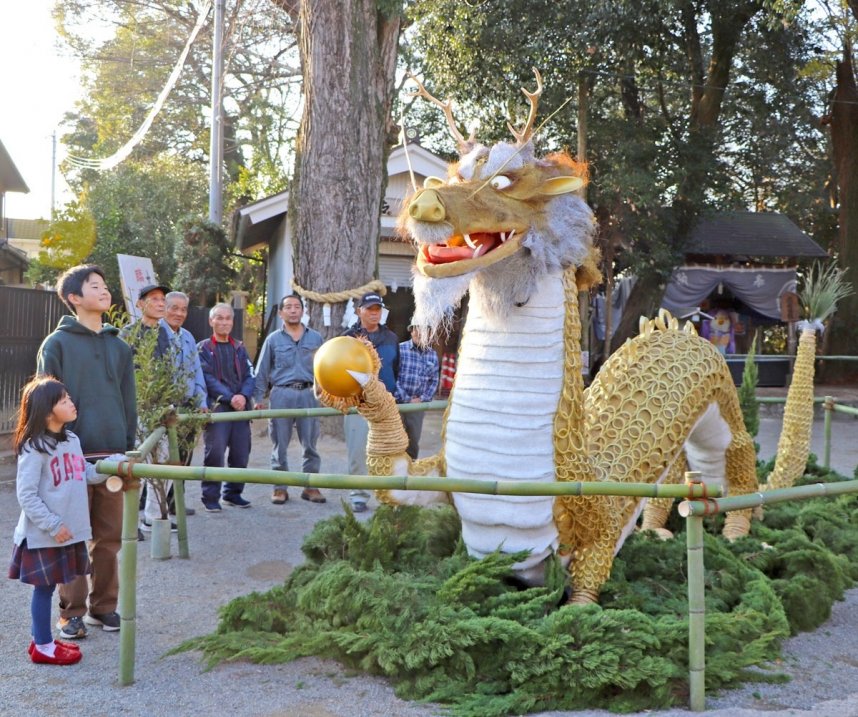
313, 336, 375, 398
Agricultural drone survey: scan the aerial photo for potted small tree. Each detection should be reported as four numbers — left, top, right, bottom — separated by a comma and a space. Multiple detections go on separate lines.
122, 319, 205, 559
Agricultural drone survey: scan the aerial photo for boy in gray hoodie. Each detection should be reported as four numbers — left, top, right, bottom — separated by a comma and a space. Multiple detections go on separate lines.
36, 264, 137, 639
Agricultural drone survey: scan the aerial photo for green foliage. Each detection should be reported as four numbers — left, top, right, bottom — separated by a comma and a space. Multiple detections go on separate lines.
57, 0, 299, 212
174, 218, 238, 306
25, 201, 97, 286
403, 0, 837, 287
120, 319, 206, 517
29, 157, 206, 297
739, 340, 760, 438
799, 261, 854, 323
174, 464, 858, 715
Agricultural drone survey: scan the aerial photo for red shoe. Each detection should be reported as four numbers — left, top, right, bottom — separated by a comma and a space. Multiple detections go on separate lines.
55, 639, 81, 653
28, 640, 81, 656
29, 642, 82, 665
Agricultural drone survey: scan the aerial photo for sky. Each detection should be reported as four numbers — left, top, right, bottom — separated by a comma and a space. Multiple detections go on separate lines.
0, 2, 83, 220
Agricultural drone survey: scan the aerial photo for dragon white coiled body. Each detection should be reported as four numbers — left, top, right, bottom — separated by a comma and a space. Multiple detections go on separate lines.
446, 273, 566, 582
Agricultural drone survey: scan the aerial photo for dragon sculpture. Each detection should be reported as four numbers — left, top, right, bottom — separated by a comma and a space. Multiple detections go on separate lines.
321, 70, 819, 604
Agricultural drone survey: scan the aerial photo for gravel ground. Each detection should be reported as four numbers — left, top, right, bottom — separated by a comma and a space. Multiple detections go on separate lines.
1, 410, 857, 717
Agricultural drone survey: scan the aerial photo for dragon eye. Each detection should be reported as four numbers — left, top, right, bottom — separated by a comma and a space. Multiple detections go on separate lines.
489, 175, 512, 190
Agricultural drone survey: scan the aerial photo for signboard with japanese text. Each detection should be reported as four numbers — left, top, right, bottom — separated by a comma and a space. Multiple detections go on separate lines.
117, 254, 158, 321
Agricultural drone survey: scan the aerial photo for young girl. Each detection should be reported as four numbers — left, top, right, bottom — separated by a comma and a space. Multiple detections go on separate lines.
8, 376, 108, 665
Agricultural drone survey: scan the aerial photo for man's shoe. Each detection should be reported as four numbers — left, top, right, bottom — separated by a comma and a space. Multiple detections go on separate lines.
301, 488, 327, 504
138, 528, 145, 541
202, 500, 222, 512
223, 496, 251, 508
56, 616, 87, 640
83, 611, 121, 632
140, 519, 178, 533
271, 488, 288, 505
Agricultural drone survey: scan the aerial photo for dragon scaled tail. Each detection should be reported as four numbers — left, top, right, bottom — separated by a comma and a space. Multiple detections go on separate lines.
765, 328, 817, 490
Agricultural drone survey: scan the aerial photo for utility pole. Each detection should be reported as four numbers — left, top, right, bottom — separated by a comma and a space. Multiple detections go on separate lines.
51, 131, 57, 219
208, 0, 225, 224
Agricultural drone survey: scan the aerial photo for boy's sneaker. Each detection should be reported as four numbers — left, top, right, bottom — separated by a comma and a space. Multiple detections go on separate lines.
202, 500, 222, 512
84, 611, 121, 632
56, 616, 87, 639
222, 496, 251, 508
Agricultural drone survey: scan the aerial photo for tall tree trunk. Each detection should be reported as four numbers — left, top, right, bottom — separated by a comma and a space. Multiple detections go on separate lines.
288, 0, 401, 340
827, 35, 858, 370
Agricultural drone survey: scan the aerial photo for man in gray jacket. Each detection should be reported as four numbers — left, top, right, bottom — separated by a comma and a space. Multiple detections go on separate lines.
253, 294, 325, 505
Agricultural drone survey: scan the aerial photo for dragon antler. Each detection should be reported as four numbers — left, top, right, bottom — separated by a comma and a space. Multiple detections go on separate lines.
507, 67, 543, 146
407, 72, 476, 154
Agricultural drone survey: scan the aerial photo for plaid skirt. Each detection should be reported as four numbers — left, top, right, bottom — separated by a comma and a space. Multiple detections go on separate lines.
8, 540, 91, 587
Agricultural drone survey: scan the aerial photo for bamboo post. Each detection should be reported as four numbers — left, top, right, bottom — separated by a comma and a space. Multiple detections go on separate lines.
167, 422, 189, 559
685, 470, 706, 712
118, 450, 141, 686
823, 396, 834, 471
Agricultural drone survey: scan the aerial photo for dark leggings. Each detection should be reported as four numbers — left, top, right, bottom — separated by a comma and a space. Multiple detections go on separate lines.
31, 584, 56, 645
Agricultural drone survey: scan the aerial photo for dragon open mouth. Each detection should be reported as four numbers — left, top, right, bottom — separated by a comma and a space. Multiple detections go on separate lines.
416, 230, 523, 278
423, 230, 515, 264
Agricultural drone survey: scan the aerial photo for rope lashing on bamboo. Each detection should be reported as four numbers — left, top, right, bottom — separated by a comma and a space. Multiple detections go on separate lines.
291, 279, 387, 304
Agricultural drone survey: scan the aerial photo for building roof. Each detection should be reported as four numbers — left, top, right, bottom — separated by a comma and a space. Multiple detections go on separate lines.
686, 211, 828, 259
0, 241, 30, 271
0, 140, 29, 194
233, 190, 289, 252
6, 218, 49, 241
233, 141, 450, 253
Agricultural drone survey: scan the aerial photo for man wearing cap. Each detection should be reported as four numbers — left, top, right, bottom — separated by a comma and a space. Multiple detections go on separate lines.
395, 324, 440, 460
253, 293, 325, 505
341, 291, 400, 512
119, 283, 182, 534
119, 283, 172, 358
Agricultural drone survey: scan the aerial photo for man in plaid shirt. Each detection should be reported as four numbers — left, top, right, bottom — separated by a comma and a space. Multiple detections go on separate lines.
395, 324, 440, 460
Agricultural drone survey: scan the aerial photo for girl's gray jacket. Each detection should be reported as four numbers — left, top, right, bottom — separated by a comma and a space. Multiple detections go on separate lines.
13, 431, 107, 550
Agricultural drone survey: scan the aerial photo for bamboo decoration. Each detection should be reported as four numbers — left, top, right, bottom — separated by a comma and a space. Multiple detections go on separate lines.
118, 449, 141, 686
767, 262, 853, 490
167, 424, 190, 559
685, 472, 706, 712
680, 477, 858, 517
98, 459, 723, 500
765, 328, 818, 490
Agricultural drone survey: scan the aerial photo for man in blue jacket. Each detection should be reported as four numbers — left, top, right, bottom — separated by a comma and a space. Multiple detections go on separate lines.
198, 302, 255, 512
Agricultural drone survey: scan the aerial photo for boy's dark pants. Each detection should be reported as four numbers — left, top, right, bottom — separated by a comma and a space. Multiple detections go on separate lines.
59, 482, 122, 619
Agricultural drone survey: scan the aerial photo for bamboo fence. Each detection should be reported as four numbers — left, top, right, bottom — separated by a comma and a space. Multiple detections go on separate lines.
98, 395, 858, 711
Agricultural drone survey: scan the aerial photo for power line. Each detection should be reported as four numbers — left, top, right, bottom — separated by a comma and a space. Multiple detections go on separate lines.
65, 0, 212, 172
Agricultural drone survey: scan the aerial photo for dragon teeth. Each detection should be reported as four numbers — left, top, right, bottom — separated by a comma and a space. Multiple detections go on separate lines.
463, 233, 476, 249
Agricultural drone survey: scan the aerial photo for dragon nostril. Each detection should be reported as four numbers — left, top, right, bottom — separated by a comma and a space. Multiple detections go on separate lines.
409, 189, 445, 222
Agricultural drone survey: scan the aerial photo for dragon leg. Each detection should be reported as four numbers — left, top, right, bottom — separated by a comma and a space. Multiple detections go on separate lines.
640, 451, 687, 539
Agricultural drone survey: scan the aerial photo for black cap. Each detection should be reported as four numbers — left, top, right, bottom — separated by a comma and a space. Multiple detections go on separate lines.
138, 283, 170, 300
358, 292, 384, 308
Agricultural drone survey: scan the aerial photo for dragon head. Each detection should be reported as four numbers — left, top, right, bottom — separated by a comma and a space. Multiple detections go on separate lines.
400, 70, 596, 331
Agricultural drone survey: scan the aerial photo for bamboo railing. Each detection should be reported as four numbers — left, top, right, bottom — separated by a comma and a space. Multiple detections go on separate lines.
96, 395, 858, 710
